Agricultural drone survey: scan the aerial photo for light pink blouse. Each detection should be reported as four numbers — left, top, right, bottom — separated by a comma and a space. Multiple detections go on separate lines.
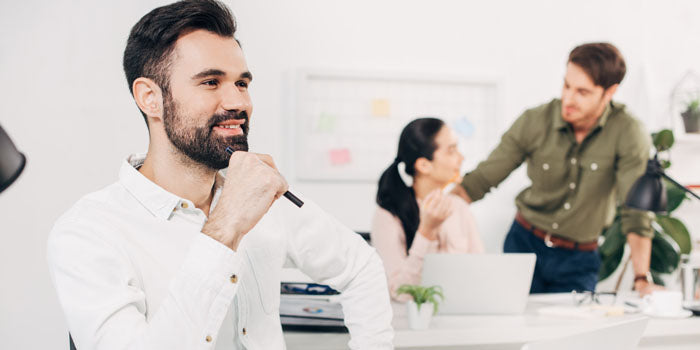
370, 193, 484, 301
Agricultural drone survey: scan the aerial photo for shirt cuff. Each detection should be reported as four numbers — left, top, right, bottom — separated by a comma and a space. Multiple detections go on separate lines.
461, 172, 489, 201
408, 233, 438, 258
621, 206, 655, 238
180, 233, 243, 292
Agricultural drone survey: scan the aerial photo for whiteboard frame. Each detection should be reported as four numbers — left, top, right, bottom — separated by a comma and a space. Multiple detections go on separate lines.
288, 69, 505, 183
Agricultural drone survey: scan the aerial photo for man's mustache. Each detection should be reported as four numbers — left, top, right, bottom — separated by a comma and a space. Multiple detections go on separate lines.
207, 111, 249, 134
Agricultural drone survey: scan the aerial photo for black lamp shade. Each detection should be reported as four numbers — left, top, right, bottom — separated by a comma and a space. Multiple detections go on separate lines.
0, 124, 26, 194
625, 159, 667, 213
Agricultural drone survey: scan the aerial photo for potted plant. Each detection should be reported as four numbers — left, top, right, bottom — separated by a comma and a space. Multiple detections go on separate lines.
396, 284, 444, 330
681, 98, 700, 133
599, 129, 693, 287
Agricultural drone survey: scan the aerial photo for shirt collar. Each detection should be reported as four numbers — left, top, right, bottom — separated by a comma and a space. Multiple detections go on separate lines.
555, 100, 615, 131
119, 154, 225, 220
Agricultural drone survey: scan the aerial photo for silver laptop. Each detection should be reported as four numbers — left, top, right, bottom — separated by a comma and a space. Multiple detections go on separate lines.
421, 253, 536, 315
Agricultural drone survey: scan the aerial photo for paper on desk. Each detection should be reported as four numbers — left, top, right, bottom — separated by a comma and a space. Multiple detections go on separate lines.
280, 294, 344, 320
537, 305, 624, 319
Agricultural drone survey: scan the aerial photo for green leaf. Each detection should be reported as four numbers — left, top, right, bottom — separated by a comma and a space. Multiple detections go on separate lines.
649, 230, 681, 274
650, 271, 665, 286
598, 242, 624, 281
655, 215, 692, 255
598, 218, 627, 281
599, 220, 625, 257
653, 129, 675, 152
664, 178, 688, 212
396, 284, 444, 314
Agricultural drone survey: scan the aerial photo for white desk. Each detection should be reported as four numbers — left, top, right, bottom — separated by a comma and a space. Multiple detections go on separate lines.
284, 293, 700, 349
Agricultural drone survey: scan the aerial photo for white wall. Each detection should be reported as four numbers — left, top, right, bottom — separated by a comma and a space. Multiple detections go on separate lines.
1, 1, 700, 348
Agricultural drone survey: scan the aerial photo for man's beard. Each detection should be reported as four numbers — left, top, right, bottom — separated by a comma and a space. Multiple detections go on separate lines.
562, 95, 606, 126
163, 93, 249, 170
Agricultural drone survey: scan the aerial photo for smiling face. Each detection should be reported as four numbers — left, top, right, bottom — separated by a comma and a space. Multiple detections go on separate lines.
161, 29, 253, 170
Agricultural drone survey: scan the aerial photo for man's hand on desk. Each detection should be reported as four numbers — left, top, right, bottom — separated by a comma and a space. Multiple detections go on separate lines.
634, 279, 664, 296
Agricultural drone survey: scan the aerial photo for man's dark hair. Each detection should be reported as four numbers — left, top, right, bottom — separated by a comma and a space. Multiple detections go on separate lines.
568, 42, 626, 90
123, 0, 237, 125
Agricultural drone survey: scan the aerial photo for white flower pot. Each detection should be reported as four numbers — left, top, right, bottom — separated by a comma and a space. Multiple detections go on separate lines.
406, 300, 434, 330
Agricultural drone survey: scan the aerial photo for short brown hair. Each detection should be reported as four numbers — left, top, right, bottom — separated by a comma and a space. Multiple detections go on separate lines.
123, 0, 237, 126
568, 42, 626, 89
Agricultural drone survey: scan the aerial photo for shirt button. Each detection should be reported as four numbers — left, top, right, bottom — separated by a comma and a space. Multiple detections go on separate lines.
552, 222, 559, 229
569, 182, 576, 190
181, 202, 189, 209
571, 158, 577, 165
205, 335, 212, 342
542, 163, 550, 171
564, 202, 571, 210
591, 163, 598, 171
242, 328, 247, 335
230, 274, 238, 283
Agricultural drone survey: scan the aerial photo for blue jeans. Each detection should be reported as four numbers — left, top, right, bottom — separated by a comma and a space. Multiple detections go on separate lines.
503, 219, 601, 293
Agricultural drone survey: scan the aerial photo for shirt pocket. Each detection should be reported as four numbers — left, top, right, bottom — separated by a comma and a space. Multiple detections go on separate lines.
528, 155, 568, 191
579, 155, 615, 192
246, 247, 282, 315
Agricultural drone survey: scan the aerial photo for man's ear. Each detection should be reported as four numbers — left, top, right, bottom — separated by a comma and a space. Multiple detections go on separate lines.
414, 157, 432, 176
132, 77, 164, 123
603, 83, 619, 104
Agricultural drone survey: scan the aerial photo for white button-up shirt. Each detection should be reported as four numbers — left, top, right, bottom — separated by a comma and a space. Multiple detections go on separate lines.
47, 155, 394, 349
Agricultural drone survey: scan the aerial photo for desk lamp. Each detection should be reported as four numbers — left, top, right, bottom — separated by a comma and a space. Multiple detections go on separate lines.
0, 124, 26, 194
625, 155, 700, 213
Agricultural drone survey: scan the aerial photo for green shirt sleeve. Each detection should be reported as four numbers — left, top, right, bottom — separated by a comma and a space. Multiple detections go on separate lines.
460, 110, 531, 201
616, 117, 654, 238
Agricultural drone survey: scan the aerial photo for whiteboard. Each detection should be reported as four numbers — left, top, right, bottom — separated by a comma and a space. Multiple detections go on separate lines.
292, 70, 502, 182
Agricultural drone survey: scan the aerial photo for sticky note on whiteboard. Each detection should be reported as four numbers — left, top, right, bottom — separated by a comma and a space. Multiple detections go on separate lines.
453, 117, 475, 138
371, 99, 391, 117
317, 113, 336, 132
329, 148, 351, 165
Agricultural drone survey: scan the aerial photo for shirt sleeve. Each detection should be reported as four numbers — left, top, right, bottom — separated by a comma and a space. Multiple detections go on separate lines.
460, 111, 531, 201
281, 199, 394, 350
370, 207, 438, 301
47, 218, 242, 350
616, 118, 655, 238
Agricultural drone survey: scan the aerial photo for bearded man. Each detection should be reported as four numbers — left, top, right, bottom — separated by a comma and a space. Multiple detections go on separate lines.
47, 1, 393, 349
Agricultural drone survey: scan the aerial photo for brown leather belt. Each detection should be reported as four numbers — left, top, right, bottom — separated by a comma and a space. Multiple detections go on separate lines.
515, 212, 598, 252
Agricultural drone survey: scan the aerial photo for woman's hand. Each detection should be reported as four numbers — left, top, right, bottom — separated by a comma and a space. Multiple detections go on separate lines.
417, 189, 453, 240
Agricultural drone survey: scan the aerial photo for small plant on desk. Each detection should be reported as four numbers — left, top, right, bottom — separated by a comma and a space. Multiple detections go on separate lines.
396, 284, 444, 330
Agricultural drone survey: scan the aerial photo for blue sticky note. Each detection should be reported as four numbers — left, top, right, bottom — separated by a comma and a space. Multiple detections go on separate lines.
453, 117, 475, 138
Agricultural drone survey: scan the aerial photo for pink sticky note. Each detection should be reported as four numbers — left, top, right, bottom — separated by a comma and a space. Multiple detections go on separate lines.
329, 148, 351, 165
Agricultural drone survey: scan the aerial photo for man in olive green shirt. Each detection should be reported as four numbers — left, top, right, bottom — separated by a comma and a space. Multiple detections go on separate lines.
453, 43, 662, 295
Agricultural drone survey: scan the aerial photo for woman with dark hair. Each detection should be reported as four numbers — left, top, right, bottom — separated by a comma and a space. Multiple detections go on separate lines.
371, 117, 483, 300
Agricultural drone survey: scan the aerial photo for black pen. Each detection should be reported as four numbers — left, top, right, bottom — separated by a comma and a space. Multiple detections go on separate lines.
225, 146, 304, 208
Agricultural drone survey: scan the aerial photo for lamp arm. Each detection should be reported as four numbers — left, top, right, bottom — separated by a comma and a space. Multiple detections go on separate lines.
659, 172, 700, 201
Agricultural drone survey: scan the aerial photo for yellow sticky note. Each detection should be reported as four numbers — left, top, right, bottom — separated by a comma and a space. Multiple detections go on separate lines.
371, 99, 390, 117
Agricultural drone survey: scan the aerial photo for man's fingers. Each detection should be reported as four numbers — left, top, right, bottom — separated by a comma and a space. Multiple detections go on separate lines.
253, 153, 278, 170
